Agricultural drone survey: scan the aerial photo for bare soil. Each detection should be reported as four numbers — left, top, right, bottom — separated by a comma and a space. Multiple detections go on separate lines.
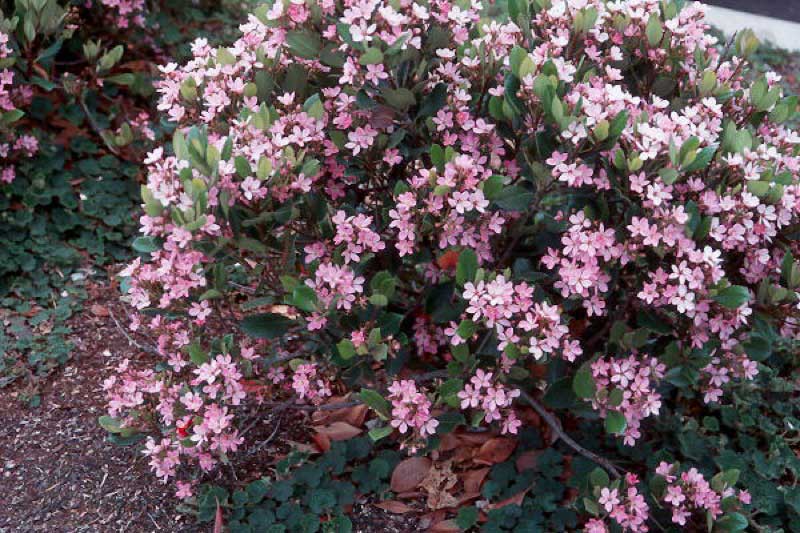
0, 284, 419, 532
0, 286, 192, 533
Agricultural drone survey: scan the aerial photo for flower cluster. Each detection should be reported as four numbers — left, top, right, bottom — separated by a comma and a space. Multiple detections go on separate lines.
388, 380, 438, 451
291, 363, 332, 403
654, 462, 750, 526
457, 369, 521, 435
103, 1, 800, 529
96, 0, 147, 29
590, 355, 665, 445
587, 473, 650, 532
0, 30, 37, 185
459, 275, 579, 362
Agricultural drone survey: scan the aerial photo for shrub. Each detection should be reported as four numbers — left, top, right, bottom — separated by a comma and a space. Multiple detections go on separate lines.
0, 0, 244, 391
107, 0, 800, 530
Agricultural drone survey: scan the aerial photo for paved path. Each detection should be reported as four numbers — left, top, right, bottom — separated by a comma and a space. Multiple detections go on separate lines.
705, 0, 800, 23
704, 3, 800, 50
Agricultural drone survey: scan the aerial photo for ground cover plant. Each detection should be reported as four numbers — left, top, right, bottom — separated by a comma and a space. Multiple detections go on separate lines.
0, 0, 248, 395
31, 0, 799, 530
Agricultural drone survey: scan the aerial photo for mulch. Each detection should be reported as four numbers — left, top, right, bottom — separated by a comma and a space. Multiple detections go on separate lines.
0, 286, 192, 533
0, 283, 419, 532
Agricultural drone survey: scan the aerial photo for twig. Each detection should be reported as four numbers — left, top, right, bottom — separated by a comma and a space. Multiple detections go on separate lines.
260, 399, 363, 412
108, 308, 162, 357
519, 390, 621, 478
246, 416, 283, 456
78, 91, 120, 156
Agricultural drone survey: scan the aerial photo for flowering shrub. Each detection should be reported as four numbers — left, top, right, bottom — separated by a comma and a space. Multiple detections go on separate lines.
107, 0, 800, 529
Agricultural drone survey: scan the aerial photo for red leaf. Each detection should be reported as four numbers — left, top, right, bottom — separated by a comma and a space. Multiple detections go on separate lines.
311, 431, 331, 452
436, 249, 460, 270
213, 502, 224, 533
391, 457, 432, 493
475, 437, 517, 465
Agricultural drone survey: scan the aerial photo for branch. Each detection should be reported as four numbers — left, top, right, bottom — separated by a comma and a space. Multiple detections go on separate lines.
78, 91, 120, 156
519, 390, 622, 478
108, 308, 163, 357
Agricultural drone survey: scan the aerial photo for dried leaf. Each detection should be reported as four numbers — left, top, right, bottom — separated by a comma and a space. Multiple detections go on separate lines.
90, 304, 109, 317
475, 437, 517, 465
515, 450, 541, 472
374, 500, 414, 514
421, 460, 459, 510
311, 431, 331, 452
315, 421, 362, 441
391, 457, 432, 493
461, 467, 490, 494
487, 488, 528, 510
428, 519, 460, 532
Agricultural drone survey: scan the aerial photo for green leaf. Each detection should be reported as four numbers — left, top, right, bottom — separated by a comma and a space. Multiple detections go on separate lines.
105, 73, 136, 86
572, 367, 596, 399
360, 389, 391, 419
493, 185, 534, 211
132, 236, 159, 254
604, 411, 627, 435
713, 285, 750, 309
589, 467, 610, 488
743, 334, 771, 361
715, 512, 748, 532
456, 249, 478, 285
368, 425, 393, 441
645, 14, 663, 46
455, 506, 478, 530
456, 319, 476, 340
383, 88, 416, 111
287, 285, 317, 312
359, 47, 384, 65
337, 339, 356, 360
240, 313, 294, 339
683, 144, 717, 173
286, 30, 321, 59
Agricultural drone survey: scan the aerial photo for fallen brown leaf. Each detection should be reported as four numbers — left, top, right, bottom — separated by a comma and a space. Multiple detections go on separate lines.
487, 488, 529, 510
213, 502, 224, 533
391, 457, 432, 493
90, 304, 110, 317
475, 437, 517, 465
311, 431, 331, 452
421, 460, 458, 510
461, 467, 490, 494
374, 500, 414, 514
428, 519, 460, 532
314, 421, 362, 441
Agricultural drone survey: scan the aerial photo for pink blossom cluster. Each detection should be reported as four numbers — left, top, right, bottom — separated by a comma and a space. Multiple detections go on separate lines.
106, 0, 800, 513
94, 0, 147, 29
388, 379, 438, 450
0, 30, 37, 185
586, 473, 650, 532
655, 462, 750, 526
531, 0, 800, 406
291, 363, 332, 403
457, 369, 521, 435
304, 263, 365, 330
330, 210, 385, 263
590, 355, 665, 445
459, 275, 580, 362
